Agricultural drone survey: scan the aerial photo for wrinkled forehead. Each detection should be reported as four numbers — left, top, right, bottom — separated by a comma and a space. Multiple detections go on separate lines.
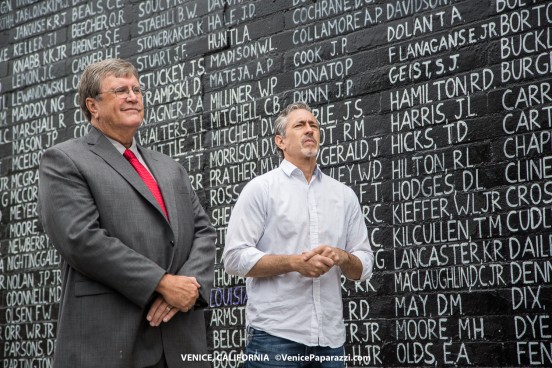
286, 108, 318, 126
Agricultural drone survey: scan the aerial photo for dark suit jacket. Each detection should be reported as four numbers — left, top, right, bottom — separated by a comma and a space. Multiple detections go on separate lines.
38, 127, 215, 368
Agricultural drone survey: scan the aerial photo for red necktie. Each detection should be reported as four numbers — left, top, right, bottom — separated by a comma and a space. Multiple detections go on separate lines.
123, 149, 169, 220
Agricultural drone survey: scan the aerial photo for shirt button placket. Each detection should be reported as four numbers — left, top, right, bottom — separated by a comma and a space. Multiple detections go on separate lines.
308, 181, 323, 344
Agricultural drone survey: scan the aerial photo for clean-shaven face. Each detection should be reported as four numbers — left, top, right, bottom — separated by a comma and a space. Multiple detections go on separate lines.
91, 74, 144, 136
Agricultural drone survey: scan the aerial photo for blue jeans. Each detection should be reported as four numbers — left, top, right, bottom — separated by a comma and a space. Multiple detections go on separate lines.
245, 328, 345, 368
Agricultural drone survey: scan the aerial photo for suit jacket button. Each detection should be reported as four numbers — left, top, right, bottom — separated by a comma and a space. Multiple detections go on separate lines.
170, 241, 175, 246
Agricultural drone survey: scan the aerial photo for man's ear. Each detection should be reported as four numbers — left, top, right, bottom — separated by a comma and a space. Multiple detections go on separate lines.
275, 135, 285, 152
86, 97, 99, 120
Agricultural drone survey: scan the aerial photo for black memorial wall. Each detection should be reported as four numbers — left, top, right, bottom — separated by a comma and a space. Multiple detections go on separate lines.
0, 0, 551, 366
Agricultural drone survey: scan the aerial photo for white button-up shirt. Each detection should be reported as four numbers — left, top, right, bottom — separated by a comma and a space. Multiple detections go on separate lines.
223, 159, 374, 348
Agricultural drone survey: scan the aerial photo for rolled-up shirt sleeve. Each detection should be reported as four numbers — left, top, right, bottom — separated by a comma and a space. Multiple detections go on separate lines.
223, 179, 267, 277
344, 188, 374, 281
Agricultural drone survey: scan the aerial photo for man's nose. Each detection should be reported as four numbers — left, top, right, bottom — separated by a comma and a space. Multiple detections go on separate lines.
127, 90, 140, 101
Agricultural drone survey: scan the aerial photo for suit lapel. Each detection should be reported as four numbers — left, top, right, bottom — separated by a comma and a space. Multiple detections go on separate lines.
139, 149, 180, 267
139, 147, 179, 240
86, 128, 170, 226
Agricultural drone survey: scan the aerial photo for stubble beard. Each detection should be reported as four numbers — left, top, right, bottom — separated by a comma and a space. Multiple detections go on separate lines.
301, 146, 319, 158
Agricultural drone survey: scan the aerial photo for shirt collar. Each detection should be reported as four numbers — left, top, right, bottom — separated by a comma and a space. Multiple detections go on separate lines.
105, 136, 138, 156
280, 159, 321, 180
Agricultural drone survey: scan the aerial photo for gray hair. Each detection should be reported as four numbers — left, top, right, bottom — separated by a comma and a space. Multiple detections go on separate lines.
273, 102, 313, 136
78, 58, 139, 122
273, 102, 313, 157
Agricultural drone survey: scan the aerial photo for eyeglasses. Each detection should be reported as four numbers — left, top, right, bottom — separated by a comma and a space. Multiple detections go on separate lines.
97, 86, 146, 98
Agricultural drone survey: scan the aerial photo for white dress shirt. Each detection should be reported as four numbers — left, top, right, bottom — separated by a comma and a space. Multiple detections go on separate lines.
223, 159, 374, 348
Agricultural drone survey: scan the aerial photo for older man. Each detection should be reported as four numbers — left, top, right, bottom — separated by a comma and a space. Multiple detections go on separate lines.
223, 102, 374, 367
38, 59, 215, 368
